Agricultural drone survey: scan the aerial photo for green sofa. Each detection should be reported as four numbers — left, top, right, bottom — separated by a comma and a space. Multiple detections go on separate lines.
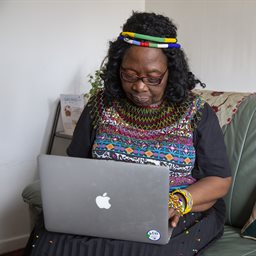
195, 90, 256, 255
22, 90, 256, 255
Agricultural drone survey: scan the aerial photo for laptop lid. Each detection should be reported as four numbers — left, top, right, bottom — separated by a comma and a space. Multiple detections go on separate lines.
39, 154, 172, 245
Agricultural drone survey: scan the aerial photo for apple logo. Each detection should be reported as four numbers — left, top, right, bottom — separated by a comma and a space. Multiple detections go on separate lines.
95, 192, 111, 209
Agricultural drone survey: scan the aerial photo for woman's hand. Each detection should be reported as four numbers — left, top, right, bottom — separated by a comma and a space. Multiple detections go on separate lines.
168, 208, 181, 228
168, 176, 231, 228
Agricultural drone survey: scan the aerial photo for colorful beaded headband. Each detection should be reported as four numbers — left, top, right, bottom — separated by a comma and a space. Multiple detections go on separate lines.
118, 31, 181, 49
121, 32, 177, 43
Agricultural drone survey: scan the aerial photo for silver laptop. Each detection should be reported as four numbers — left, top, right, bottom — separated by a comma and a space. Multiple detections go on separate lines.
39, 154, 172, 245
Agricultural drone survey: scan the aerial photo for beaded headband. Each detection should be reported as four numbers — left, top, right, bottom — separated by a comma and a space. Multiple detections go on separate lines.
119, 31, 181, 49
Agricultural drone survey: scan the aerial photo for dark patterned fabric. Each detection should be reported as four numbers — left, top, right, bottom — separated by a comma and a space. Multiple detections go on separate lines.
25, 206, 225, 256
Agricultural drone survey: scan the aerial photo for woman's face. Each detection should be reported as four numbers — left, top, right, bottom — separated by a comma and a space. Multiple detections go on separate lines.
120, 46, 168, 107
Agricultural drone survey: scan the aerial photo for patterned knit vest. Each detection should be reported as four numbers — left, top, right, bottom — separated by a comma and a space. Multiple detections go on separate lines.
89, 90, 205, 190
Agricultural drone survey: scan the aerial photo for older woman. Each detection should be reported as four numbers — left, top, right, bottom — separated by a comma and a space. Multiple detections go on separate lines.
25, 12, 231, 256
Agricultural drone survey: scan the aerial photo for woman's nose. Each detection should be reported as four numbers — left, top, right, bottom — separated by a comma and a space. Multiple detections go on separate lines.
131, 80, 148, 92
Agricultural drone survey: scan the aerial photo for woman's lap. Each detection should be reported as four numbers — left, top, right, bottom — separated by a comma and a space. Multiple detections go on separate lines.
25, 207, 224, 256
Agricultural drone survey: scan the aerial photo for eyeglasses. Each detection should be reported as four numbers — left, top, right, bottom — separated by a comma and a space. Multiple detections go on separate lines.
120, 67, 168, 86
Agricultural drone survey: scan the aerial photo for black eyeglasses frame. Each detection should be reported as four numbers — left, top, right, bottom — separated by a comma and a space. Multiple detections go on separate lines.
120, 67, 168, 86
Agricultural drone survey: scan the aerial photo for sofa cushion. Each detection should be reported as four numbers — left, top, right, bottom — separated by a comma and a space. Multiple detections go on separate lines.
204, 225, 256, 256
241, 201, 256, 240
194, 90, 256, 228
193, 89, 252, 127
221, 94, 256, 228
22, 180, 42, 211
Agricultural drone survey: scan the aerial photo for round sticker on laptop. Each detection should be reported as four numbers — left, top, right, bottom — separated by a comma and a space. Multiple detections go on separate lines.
146, 230, 161, 241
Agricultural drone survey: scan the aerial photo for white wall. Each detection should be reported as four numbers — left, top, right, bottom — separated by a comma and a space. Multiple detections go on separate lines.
146, 0, 256, 92
0, 0, 144, 253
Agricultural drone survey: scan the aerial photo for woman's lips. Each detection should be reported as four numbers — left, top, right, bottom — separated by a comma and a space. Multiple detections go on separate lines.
132, 95, 149, 103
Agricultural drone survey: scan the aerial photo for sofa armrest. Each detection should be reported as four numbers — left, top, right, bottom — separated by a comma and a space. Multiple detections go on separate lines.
22, 180, 42, 229
22, 180, 42, 211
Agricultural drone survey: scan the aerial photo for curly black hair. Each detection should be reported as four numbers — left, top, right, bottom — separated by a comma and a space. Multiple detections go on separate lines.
101, 12, 205, 103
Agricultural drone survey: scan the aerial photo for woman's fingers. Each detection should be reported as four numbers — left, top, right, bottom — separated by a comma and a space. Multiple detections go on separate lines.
170, 214, 180, 228
168, 208, 181, 228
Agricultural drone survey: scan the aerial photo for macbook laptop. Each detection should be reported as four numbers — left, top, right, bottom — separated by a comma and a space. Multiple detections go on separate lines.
39, 154, 173, 245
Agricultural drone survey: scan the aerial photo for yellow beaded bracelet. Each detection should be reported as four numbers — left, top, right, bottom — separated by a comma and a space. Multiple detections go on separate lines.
171, 189, 193, 215
168, 193, 186, 215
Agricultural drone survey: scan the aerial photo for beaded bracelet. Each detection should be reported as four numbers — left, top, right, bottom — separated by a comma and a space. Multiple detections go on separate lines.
171, 189, 193, 215
168, 193, 186, 215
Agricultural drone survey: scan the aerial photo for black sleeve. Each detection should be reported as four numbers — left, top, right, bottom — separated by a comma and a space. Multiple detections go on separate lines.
192, 103, 231, 180
66, 104, 96, 158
